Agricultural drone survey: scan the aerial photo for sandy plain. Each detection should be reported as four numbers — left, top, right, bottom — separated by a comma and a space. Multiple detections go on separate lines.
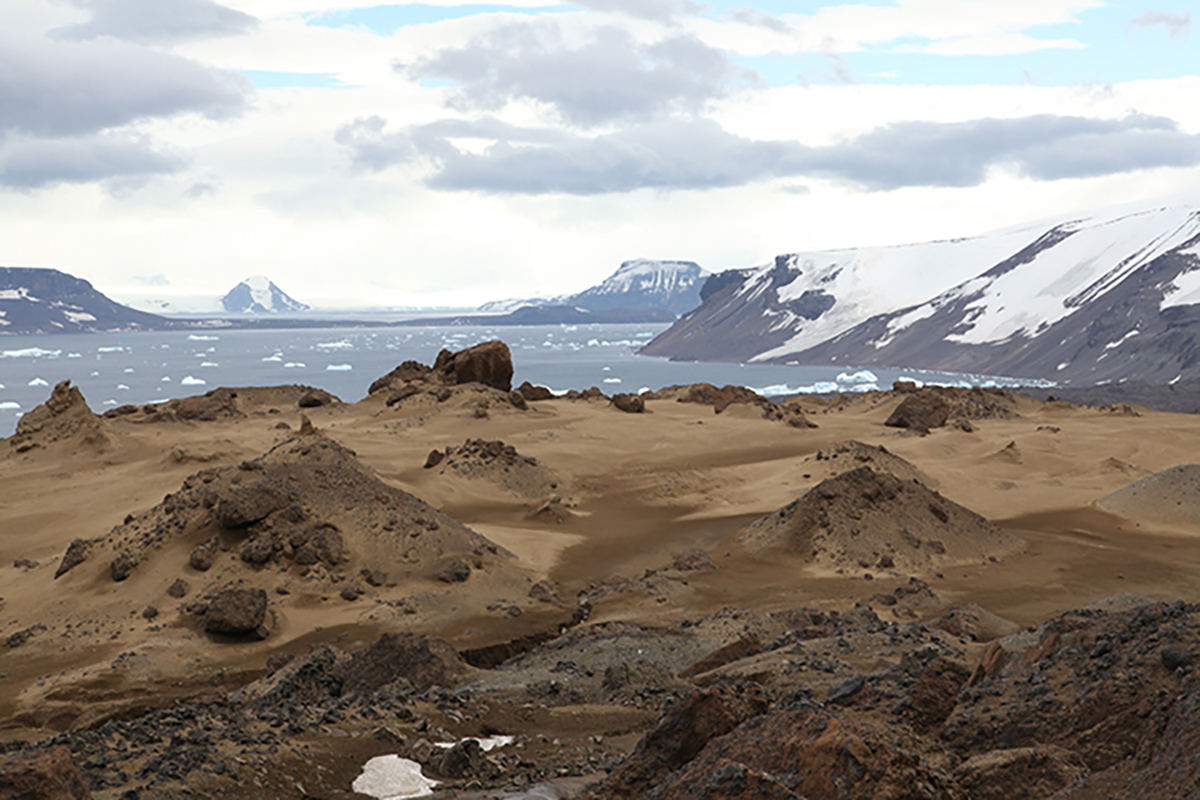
1, 363, 1198, 798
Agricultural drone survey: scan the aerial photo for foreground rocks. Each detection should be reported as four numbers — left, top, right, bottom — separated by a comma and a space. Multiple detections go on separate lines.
0, 746, 92, 800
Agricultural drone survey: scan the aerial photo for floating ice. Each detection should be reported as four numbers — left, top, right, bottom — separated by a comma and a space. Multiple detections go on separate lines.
90, 371, 100, 377
97, 346, 124, 352
28, 378, 49, 387
200, 362, 219, 367
68, 353, 82, 358
2, 348, 62, 358
603, 378, 622, 384
161, 377, 171, 382
103, 400, 118, 405
181, 376, 206, 386
351, 755, 439, 799
117, 384, 130, 391
0, 402, 18, 410
317, 341, 353, 350
284, 362, 306, 368
124, 368, 134, 373
326, 364, 352, 371
836, 370, 878, 385
262, 355, 283, 362
188, 335, 219, 341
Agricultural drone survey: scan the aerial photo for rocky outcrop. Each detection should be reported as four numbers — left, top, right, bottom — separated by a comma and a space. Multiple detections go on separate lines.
0, 746, 92, 799
7, 381, 112, 454
611, 393, 645, 414
370, 341, 515, 396
885, 392, 950, 433
952, 746, 1088, 800
342, 633, 470, 694
204, 588, 269, 638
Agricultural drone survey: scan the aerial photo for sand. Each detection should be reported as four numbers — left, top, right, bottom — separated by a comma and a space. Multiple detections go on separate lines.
3, 374, 1200, 761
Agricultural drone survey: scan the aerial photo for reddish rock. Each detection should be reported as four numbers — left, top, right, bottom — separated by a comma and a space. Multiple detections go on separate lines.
214, 484, 285, 528
369, 361, 433, 395
583, 680, 771, 799
885, 392, 951, 432
297, 389, 336, 408
679, 636, 764, 679
433, 340, 513, 391
204, 588, 268, 638
424, 449, 445, 469
342, 633, 469, 694
648, 707, 963, 800
898, 657, 971, 733
611, 393, 645, 414
0, 746, 92, 799
516, 381, 555, 401
169, 388, 240, 421
952, 745, 1089, 800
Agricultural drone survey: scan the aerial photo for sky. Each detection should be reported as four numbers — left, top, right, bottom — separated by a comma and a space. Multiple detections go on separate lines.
1, 0, 1198, 309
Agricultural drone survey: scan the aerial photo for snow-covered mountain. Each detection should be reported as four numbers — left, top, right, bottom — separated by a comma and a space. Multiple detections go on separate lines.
642, 193, 1200, 385
479, 259, 709, 316
0, 267, 180, 334
221, 276, 310, 314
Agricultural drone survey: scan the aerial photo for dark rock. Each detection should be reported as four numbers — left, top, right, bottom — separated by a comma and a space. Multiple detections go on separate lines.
826, 675, 867, 706
141, 606, 158, 620
528, 580, 561, 603
673, 549, 717, 572
424, 449, 445, 470
340, 586, 360, 601
436, 739, 495, 780
604, 660, 675, 692
1161, 647, 1193, 671
189, 541, 216, 572
885, 392, 951, 432
361, 569, 387, 587
899, 657, 970, 732
433, 340, 514, 391
240, 534, 274, 565
215, 484, 285, 528
507, 391, 528, 410
893, 380, 919, 393
169, 388, 240, 422
0, 745, 92, 799
517, 381, 555, 401
297, 389, 336, 408
386, 384, 422, 407
204, 588, 268, 638
110, 552, 138, 582
342, 633, 469, 694
370, 361, 433, 394
680, 636, 764, 679
953, 746, 1088, 800
611, 393, 645, 413
166, 579, 189, 598
584, 680, 771, 799
54, 539, 90, 579
436, 560, 471, 583
6, 625, 46, 649
12, 559, 38, 569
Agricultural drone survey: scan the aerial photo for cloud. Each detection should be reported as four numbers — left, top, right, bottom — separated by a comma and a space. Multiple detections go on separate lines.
51, 0, 258, 45
339, 112, 1200, 195
403, 22, 753, 127
0, 34, 247, 138
132, 273, 171, 286
570, 0, 704, 23
1127, 10, 1191, 39
725, 8, 792, 34
0, 133, 184, 189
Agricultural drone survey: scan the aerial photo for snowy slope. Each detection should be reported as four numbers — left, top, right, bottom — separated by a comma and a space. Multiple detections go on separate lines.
478, 259, 708, 316
221, 276, 310, 314
643, 192, 1200, 384
0, 267, 180, 334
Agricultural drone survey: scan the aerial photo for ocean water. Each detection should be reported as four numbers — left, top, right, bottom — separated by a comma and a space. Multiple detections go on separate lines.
0, 323, 1049, 436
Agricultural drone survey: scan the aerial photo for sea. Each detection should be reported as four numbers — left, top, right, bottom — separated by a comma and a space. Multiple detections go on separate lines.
0, 322, 1051, 436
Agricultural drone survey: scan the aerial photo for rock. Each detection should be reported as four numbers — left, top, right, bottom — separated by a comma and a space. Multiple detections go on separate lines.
204, 588, 268, 638
507, 391, 528, 410
297, 414, 318, 436
342, 633, 469, 694
169, 388, 240, 421
933, 604, 1020, 642
517, 381, 555, 401
298, 389, 336, 408
1161, 647, 1194, 671
370, 361, 434, 394
166, 579, 189, 598
528, 580, 561, 604
826, 675, 867, 706
952, 746, 1089, 800
141, 606, 158, 620
0, 745, 92, 800
899, 657, 971, 733
433, 340, 514, 391
893, 380, 919, 393
8, 380, 111, 453
340, 586, 359, 601
966, 639, 1009, 687
611, 393, 645, 413
436, 739, 495, 780
679, 636, 764, 679
583, 680, 771, 799
386, 384, 422, 407
673, 549, 717, 572
647, 706, 963, 800
239, 534, 274, 565
424, 449, 445, 470
436, 560, 471, 583
604, 660, 676, 692
361, 569, 387, 587
215, 484, 285, 528
885, 392, 951, 433
189, 541, 216, 572
109, 552, 138, 582
54, 539, 91, 579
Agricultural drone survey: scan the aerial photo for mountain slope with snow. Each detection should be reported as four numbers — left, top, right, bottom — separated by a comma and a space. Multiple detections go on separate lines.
0, 267, 181, 334
479, 259, 708, 316
221, 276, 310, 314
642, 194, 1200, 385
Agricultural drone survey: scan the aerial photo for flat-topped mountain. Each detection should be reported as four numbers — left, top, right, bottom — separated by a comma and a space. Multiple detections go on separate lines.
643, 193, 1200, 384
0, 267, 181, 335
221, 276, 310, 314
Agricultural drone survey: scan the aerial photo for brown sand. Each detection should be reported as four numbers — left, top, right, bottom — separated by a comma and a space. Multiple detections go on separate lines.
3, 379, 1200, 743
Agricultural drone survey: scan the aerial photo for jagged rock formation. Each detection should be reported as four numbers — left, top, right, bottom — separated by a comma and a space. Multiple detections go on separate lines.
6, 380, 113, 454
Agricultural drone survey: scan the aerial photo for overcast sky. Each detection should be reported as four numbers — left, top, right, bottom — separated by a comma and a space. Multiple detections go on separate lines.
2, 0, 1197, 308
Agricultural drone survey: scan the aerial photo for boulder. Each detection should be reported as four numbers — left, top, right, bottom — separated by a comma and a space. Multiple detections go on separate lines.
298, 389, 336, 408
932, 604, 1020, 642
679, 636, 764, 679
214, 484, 285, 528
885, 392, 951, 433
169, 388, 240, 421
433, 341, 513, 391
516, 381, 555, 401
109, 552, 138, 582
436, 739, 496, 780
369, 361, 433, 395
611, 393, 646, 413
53, 539, 91, 579
342, 633, 469, 694
436, 560, 471, 583
898, 657, 971, 733
528, 580, 561, 604
583, 680, 771, 799
0, 746, 92, 800
673, 549, 717, 572
204, 588, 268, 638
952, 746, 1089, 800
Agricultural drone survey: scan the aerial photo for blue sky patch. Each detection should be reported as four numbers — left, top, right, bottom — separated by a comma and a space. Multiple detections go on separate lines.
308, 4, 560, 35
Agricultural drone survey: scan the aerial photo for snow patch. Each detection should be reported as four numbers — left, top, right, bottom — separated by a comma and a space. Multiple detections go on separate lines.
63, 311, 97, 323
1161, 268, 1200, 310
351, 756, 438, 799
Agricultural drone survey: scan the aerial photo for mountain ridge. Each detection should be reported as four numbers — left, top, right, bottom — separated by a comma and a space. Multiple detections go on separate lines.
480, 259, 709, 316
0, 267, 183, 335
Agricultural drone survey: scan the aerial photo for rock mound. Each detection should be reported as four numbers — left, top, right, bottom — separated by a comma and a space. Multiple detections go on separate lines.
809, 440, 933, 486
55, 432, 514, 588
6, 380, 112, 454
428, 438, 559, 498
0, 745, 92, 800
646, 383, 814, 426
343, 633, 470, 694
370, 340, 514, 395
104, 385, 339, 424
1096, 464, 1200, 526
737, 467, 1023, 575
886, 386, 1019, 433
